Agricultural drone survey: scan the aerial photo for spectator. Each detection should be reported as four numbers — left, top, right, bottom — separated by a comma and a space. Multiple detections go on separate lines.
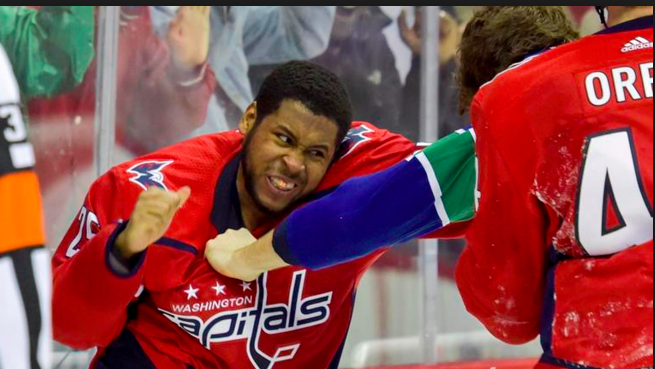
150, 6, 336, 134
27, 6, 216, 246
313, 7, 404, 137
399, 6, 467, 142
0, 6, 95, 99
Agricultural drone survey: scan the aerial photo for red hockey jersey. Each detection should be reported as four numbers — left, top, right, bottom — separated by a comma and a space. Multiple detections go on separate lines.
457, 17, 653, 369
52, 122, 420, 369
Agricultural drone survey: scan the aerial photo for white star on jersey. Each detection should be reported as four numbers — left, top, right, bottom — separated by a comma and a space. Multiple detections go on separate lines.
184, 285, 199, 300
240, 281, 252, 292
212, 282, 227, 296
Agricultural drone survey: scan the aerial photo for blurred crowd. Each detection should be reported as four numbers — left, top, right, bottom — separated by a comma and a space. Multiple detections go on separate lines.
0, 5, 599, 274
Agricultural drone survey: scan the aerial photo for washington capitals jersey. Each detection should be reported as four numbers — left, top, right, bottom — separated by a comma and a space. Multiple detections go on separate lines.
52, 122, 422, 369
458, 17, 653, 369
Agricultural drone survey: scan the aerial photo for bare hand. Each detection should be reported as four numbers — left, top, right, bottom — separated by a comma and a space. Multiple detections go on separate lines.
399, 9, 422, 55
116, 186, 191, 259
167, 6, 211, 71
205, 228, 263, 282
206, 229, 290, 281
399, 8, 460, 65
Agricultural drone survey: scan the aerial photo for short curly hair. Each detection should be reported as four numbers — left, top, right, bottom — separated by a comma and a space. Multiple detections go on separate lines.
458, 6, 579, 113
255, 61, 353, 145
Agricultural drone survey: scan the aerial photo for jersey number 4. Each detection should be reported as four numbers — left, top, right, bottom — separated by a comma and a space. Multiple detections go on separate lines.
576, 128, 653, 256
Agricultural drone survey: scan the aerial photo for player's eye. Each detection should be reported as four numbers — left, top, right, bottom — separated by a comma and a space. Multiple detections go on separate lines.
309, 150, 326, 159
277, 134, 292, 145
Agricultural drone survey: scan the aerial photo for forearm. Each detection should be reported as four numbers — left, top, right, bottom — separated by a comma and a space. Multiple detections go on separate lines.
272, 157, 443, 269
211, 130, 476, 276
273, 129, 477, 270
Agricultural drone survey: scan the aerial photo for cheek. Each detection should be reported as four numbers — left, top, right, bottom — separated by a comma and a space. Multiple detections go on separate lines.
257, 140, 288, 161
248, 142, 278, 172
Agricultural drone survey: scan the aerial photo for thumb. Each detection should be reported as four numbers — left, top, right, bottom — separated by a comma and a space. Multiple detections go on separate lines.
176, 186, 192, 208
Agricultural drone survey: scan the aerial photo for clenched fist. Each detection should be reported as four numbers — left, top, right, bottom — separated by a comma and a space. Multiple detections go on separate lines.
116, 186, 191, 259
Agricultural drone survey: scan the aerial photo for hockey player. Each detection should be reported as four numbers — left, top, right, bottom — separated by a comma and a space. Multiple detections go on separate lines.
52, 61, 471, 369
458, 6, 653, 368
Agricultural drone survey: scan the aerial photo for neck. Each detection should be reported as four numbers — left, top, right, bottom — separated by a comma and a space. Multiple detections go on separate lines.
608, 7, 653, 27
237, 165, 268, 231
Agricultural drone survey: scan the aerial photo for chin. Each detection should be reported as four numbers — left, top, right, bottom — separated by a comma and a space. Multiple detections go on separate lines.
263, 201, 293, 215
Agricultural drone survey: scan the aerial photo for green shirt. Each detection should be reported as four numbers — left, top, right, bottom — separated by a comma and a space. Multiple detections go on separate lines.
0, 6, 95, 99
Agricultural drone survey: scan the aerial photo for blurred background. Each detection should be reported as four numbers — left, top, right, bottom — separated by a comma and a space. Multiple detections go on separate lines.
0, 6, 601, 368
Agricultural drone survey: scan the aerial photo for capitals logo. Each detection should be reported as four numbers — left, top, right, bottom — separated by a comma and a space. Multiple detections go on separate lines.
127, 160, 173, 191
159, 271, 333, 369
338, 125, 374, 159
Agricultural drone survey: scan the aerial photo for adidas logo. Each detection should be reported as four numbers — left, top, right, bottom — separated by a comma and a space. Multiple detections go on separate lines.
622, 37, 653, 53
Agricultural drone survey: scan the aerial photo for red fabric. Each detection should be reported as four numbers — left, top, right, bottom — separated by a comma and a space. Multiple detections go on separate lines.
53, 123, 419, 368
458, 24, 653, 368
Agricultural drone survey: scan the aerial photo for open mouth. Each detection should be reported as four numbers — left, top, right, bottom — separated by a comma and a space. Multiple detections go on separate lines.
267, 176, 298, 193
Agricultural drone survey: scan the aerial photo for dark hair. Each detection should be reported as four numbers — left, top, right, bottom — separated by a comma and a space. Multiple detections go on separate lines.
255, 61, 353, 146
458, 6, 579, 113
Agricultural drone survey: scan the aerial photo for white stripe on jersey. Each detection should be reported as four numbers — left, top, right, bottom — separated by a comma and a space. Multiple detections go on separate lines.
33, 249, 53, 369
416, 152, 451, 227
0, 257, 30, 369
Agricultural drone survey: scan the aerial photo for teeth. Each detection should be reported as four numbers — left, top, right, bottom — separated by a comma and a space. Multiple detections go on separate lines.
270, 177, 295, 191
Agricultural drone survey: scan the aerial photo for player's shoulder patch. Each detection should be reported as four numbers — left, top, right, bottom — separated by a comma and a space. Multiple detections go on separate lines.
126, 160, 174, 191
337, 123, 376, 159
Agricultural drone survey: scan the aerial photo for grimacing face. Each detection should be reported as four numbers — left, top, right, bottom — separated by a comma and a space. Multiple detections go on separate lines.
240, 100, 340, 215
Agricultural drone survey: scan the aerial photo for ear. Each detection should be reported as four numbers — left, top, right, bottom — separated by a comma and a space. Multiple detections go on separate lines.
239, 102, 257, 135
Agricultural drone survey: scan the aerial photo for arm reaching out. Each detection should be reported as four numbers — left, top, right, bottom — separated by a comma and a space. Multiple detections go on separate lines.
206, 128, 477, 279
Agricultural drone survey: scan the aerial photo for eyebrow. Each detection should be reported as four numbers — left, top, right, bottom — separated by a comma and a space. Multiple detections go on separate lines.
308, 143, 330, 152
277, 124, 331, 151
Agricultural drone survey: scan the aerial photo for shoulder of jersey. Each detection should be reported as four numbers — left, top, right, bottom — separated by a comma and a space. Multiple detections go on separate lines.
338, 121, 411, 158
109, 131, 244, 188
478, 36, 602, 96
480, 30, 652, 95
350, 121, 410, 145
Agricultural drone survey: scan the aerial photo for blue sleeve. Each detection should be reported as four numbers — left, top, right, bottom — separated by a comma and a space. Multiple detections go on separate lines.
273, 128, 479, 270
273, 156, 444, 269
